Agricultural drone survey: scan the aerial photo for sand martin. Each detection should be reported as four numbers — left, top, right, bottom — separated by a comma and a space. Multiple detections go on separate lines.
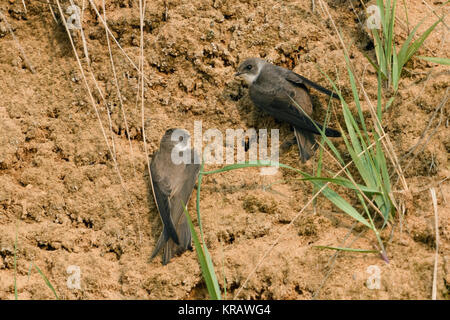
235, 58, 340, 162
149, 128, 200, 265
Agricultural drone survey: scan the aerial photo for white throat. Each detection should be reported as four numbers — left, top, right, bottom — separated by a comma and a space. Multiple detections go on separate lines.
173, 142, 190, 152
241, 63, 262, 85
241, 72, 259, 85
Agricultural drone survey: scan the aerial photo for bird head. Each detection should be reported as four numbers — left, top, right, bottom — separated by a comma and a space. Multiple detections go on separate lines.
161, 128, 191, 151
235, 58, 265, 85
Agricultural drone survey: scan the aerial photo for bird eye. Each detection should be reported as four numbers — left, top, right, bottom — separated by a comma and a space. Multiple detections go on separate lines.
246, 65, 253, 70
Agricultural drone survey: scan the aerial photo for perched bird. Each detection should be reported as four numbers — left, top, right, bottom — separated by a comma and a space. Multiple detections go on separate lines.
149, 128, 200, 265
235, 57, 341, 162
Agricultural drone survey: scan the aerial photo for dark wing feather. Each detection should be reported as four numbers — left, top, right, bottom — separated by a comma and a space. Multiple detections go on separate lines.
150, 157, 180, 246
294, 128, 318, 163
168, 161, 200, 249
150, 226, 168, 261
284, 69, 339, 100
251, 65, 341, 137
155, 150, 200, 265
250, 82, 326, 135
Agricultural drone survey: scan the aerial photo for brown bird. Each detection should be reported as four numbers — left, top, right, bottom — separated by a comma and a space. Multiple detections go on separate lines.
149, 128, 200, 265
235, 58, 340, 162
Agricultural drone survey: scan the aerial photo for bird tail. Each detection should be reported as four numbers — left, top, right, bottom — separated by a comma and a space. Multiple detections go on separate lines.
162, 240, 176, 265
158, 216, 192, 265
291, 109, 341, 137
294, 128, 318, 163
304, 119, 340, 137
150, 227, 170, 261
150, 228, 182, 265
319, 122, 341, 137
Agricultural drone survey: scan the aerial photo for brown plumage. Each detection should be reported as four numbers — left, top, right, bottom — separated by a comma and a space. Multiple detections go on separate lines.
149, 128, 200, 265
235, 58, 340, 162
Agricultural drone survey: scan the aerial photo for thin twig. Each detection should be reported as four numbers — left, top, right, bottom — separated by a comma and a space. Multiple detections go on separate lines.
312, 224, 366, 299
401, 87, 448, 172
0, 11, 36, 74
79, 0, 91, 66
139, 0, 153, 207
88, 0, 152, 85
22, 0, 27, 14
47, 0, 58, 23
55, 0, 143, 244
392, 176, 450, 195
348, 0, 363, 28
422, 0, 449, 30
102, 0, 138, 178
429, 188, 439, 300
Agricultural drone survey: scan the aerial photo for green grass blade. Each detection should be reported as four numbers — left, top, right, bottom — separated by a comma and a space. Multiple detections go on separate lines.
336, 56, 388, 204
383, 1, 391, 75
397, 14, 442, 66
33, 264, 59, 299
373, 29, 387, 77
339, 127, 375, 191
314, 246, 379, 253
340, 103, 375, 187
402, 0, 410, 31
196, 160, 205, 238
320, 72, 362, 165
385, 0, 397, 77
405, 18, 443, 63
317, 105, 331, 177
339, 54, 378, 188
190, 160, 222, 300
307, 179, 373, 229
385, 96, 395, 111
183, 204, 221, 300
377, 71, 383, 120
417, 56, 450, 66
314, 97, 334, 207
397, 22, 421, 66
363, 51, 387, 79
298, 176, 382, 195
201, 160, 280, 175
392, 43, 400, 91
343, 51, 369, 140
376, 0, 386, 36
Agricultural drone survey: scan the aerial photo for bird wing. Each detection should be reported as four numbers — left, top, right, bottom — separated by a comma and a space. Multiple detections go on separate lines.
284, 69, 338, 100
250, 77, 319, 134
150, 153, 180, 246
291, 83, 313, 116
251, 66, 340, 137
168, 152, 200, 249
160, 150, 200, 264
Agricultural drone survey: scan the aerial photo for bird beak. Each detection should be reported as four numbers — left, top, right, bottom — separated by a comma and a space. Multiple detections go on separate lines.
234, 71, 242, 77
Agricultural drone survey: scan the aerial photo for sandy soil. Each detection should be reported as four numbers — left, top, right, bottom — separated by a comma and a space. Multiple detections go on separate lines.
0, 0, 448, 299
